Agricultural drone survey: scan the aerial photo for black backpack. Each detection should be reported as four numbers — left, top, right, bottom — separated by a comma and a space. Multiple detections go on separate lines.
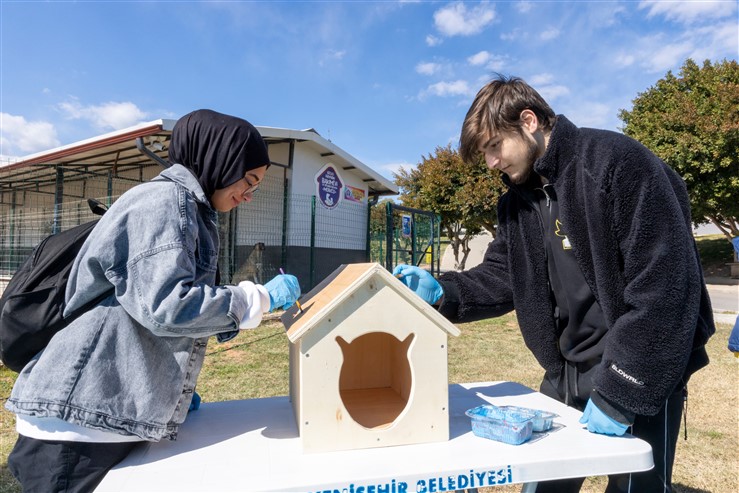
0, 199, 109, 372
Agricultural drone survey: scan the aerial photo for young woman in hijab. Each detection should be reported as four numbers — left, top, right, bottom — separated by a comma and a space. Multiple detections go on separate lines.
5, 109, 301, 492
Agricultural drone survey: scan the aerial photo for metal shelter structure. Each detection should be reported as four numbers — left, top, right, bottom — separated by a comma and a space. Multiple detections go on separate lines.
0, 119, 398, 294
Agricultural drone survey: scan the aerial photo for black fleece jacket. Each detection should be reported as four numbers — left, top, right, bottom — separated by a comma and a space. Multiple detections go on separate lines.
438, 116, 715, 416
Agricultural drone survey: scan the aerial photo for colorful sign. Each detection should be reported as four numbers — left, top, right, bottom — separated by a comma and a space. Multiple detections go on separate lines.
315, 164, 344, 210
344, 185, 366, 203
401, 215, 412, 238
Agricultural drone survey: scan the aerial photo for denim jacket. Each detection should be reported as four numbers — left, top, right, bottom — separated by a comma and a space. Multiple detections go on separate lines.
6, 164, 258, 441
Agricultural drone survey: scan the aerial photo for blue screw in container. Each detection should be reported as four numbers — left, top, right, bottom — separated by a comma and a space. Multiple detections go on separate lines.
496, 405, 558, 432
465, 405, 535, 445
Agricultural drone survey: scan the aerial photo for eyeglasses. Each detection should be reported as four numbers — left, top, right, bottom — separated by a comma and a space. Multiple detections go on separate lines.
241, 177, 260, 199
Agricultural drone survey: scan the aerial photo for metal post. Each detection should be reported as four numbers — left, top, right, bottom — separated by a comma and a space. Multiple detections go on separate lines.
365, 199, 372, 262
52, 167, 64, 235
385, 201, 393, 271
281, 141, 294, 271
8, 190, 17, 270
410, 212, 417, 266
281, 172, 289, 271
107, 170, 113, 208
310, 195, 316, 289
229, 208, 238, 284
436, 214, 441, 275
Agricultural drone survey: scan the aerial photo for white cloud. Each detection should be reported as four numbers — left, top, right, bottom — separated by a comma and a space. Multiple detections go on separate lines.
528, 74, 570, 101
500, 28, 524, 41
639, 0, 737, 25
565, 102, 613, 129
538, 84, 570, 101
434, 1, 496, 37
631, 18, 737, 73
485, 55, 507, 71
468, 51, 507, 71
426, 34, 442, 46
468, 51, 491, 66
416, 62, 442, 75
540, 28, 560, 41
613, 53, 636, 68
0, 113, 60, 155
528, 73, 554, 86
378, 160, 414, 180
516, 1, 533, 14
419, 79, 473, 99
58, 99, 148, 131
319, 49, 347, 67
686, 21, 738, 62
648, 41, 694, 73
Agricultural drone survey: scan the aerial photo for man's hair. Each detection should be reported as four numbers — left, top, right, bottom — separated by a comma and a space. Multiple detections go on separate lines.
459, 74, 556, 163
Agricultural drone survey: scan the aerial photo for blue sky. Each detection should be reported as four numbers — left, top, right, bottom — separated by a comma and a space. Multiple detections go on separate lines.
1, 1, 737, 181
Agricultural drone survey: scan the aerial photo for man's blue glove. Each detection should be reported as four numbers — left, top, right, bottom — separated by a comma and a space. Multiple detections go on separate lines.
264, 274, 301, 311
392, 264, 443, 305
579, 398, 628, 436
188, 391, 201, 412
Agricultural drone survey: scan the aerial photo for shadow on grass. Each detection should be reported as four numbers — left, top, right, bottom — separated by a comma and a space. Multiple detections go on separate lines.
674, 484, 711, 493
205, 331, 282, 356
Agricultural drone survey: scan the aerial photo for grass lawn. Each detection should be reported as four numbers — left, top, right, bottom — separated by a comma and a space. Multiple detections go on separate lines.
0, 233, 735, 492
1, 312, 736, 493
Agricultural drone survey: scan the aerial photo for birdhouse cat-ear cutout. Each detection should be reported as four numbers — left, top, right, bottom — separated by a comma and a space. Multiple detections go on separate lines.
336, 333, 415, 430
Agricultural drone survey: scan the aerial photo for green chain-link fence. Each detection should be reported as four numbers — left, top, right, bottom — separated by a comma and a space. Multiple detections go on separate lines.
1, 165, 376, 295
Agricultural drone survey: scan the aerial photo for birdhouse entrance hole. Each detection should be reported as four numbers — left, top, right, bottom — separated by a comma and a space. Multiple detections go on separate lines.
336, 332, 414, 430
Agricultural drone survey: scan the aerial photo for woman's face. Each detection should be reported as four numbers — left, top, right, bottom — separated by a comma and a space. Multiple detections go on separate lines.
210, 165, 268, 212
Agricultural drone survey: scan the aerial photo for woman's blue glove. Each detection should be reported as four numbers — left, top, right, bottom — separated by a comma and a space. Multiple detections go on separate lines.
392, 264, 443, 305
579, 398, 628, 436
264, 274, 301, 311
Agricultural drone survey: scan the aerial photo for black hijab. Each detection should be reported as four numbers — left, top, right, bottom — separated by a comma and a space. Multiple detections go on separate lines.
168, 109, 270, 198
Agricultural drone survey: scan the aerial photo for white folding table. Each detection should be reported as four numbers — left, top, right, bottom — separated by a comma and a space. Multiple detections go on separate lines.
96, 381, 653, 492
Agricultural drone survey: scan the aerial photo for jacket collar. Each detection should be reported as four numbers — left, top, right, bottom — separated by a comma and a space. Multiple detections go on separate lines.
533, 114, 578, 184
156, 164, 212, 207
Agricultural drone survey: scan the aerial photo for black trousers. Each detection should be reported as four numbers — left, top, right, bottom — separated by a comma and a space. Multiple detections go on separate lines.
8, 435, 140, 493
536, 362, 685, 493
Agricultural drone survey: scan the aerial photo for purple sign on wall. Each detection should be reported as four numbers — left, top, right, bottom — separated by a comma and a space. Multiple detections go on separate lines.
315, 164, 344, 209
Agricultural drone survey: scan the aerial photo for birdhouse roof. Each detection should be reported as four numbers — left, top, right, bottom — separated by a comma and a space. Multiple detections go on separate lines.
281, 263, 460, 343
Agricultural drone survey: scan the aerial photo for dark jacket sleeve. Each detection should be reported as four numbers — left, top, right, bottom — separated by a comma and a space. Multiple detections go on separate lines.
437, 215, 514, 323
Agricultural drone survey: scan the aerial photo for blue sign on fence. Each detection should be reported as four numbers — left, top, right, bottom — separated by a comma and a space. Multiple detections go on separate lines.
402, 215, 412, 238
315, 164, 344, 210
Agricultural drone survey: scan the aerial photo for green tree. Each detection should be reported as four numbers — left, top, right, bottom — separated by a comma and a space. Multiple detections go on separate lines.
394, 144, 505, 270
619, 58, 739, 242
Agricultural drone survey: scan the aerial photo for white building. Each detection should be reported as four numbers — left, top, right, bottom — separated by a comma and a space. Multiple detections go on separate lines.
0, 119, 398, 293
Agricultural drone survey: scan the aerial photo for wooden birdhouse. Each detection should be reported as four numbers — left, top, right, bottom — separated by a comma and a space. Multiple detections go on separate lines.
281, 262, 460, 453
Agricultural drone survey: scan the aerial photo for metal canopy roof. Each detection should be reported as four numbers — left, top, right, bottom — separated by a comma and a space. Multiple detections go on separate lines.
0, 119, 398, 197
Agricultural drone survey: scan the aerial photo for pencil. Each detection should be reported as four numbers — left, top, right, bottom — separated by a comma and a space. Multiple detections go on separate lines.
279, 267, 303, 313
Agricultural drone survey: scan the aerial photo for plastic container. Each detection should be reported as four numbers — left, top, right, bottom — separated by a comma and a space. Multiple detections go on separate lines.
465, 405, 534, 445
497, 405, 558, 432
